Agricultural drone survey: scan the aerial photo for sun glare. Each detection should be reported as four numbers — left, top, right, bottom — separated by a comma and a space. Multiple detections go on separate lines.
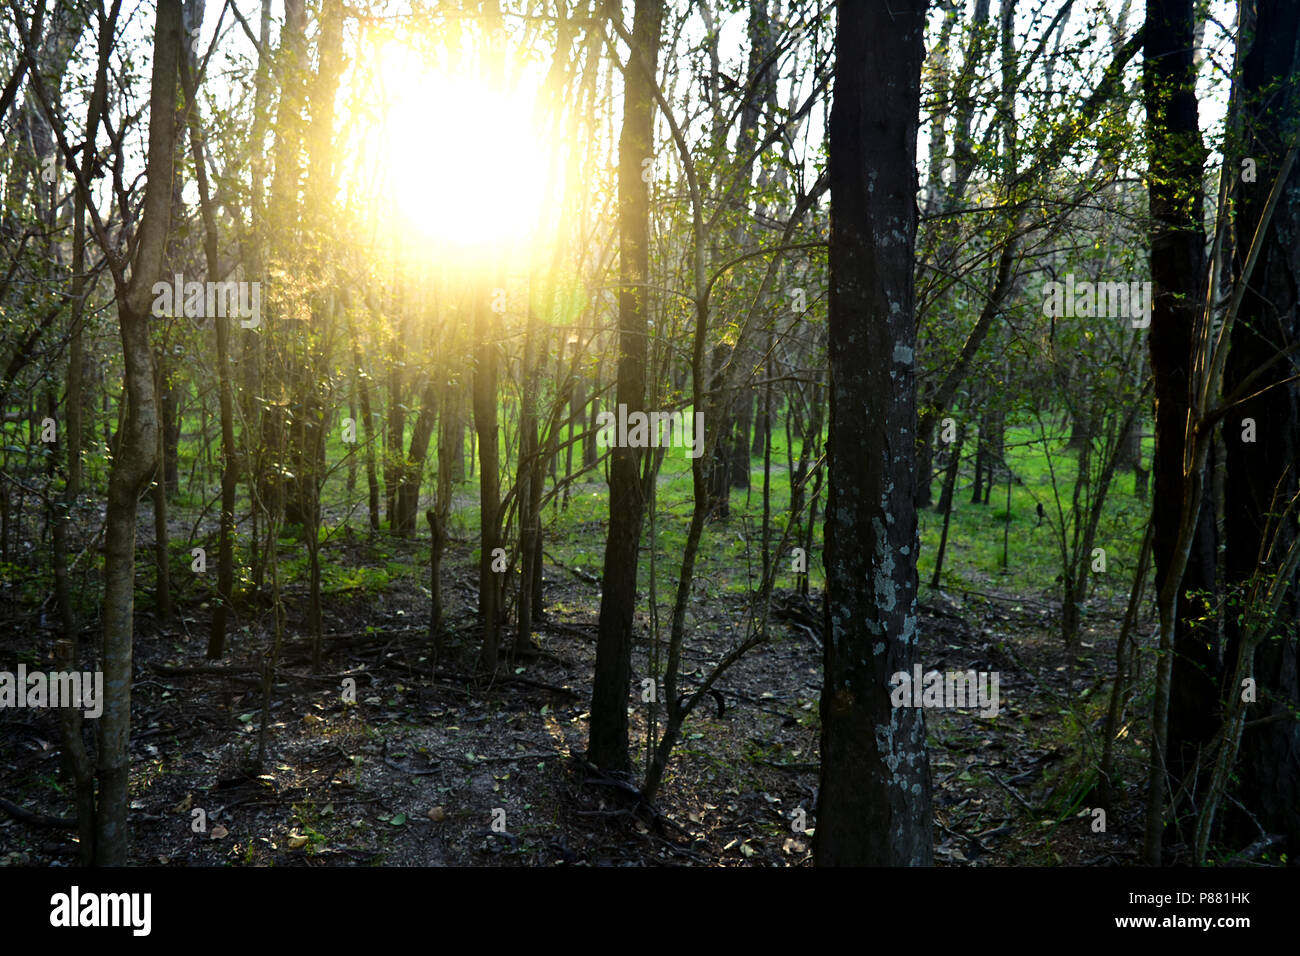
366, 38, 551, 253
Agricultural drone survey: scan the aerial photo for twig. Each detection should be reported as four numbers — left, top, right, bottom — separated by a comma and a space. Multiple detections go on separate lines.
756, 760, 819, 773
988, 771, 1035, 811
937, 820, 990, 855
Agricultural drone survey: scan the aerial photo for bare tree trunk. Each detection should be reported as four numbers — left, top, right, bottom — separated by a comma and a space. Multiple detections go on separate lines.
515, 303, 543, 655
95, 0, 181, 865
704, 344, 732, 519
354, 343, 380, 533
930, 422, 966, 588
428, 378, 456, 667
1143, 0, 1216, 860
970, 412, 987, 505
385, 308, 408, 529
152, 365, 172, 623
759, 332, 774, 596
473, 281, 503, 675
732, 388, 753, 487
1222, 0, 1300, 856
1100, 519, 1154, 809
588, 0, 663, 773
394, 378, 439, 534
52, 0, 115, 857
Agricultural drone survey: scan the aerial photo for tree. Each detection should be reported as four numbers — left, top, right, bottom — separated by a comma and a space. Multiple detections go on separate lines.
587, 0, 664, 773
94, 0, 181, 865
1142, 0, 1218, 847
473, 0, 508, 676
813, 0, 933, 867
1222, 0, 1300, 856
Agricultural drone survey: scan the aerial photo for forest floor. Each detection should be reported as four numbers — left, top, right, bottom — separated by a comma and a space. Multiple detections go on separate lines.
1, 514, 1153, 867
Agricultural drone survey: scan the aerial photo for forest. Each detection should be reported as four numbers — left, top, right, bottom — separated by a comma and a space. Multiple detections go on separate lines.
0, 0, 1297, 879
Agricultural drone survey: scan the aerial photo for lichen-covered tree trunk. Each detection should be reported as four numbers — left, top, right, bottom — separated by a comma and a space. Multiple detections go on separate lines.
813, 0, 933, 867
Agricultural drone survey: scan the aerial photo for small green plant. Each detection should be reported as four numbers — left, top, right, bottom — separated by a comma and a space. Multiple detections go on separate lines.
291, 801, 330, 854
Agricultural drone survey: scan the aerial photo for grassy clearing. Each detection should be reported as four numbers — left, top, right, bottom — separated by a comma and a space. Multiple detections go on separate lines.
4, 397, 1149, 636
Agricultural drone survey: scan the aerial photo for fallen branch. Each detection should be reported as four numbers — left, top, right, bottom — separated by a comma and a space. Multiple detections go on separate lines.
542, 550, 600, 585
0, 798, 76, 830
436, 670, 582, 699
1223, 833, 1284, 866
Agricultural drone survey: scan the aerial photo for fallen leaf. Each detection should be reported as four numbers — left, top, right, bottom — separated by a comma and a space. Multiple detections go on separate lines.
210, 824, 229, 840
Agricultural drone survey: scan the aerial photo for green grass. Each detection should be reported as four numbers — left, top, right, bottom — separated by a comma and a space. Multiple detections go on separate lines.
18, 391, 1149, 639
918, 421, 1149, 605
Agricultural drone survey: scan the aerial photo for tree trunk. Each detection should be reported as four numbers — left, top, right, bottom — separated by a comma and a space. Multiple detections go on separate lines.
930, 422, 966, 588
208, 251, 237, 657
96, 0, 180, 865
354, 346, 380, 533
394, 378, 439, 535
428, 377, 457, 666
160, 364, 180, 495
704, 343, 732, 519
1222, 0, 1300, 856
1143, 0, 1218, 855
52, 5, 112, 849
152, 365, 172, 623
515, 325, 541, 655
385, 310, 408, 530
731, 387, 753, 488
813, 0, 933, 867
473, 283, 503, 675
588, 0, 663, 774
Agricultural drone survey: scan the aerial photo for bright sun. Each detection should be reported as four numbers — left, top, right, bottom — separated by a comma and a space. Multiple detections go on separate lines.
366, 38, 550, 252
